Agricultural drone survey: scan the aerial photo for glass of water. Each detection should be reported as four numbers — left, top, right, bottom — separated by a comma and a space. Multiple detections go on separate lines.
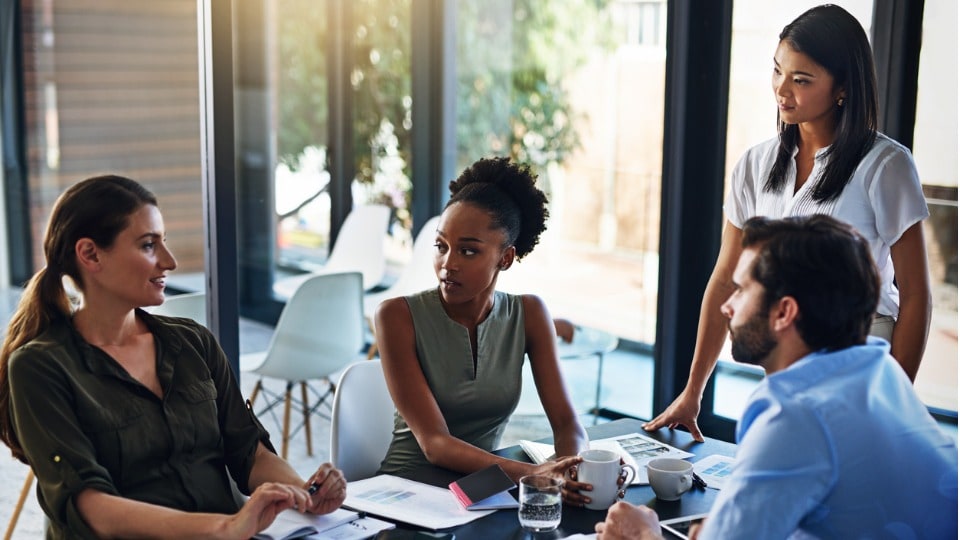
518, 475, 562, 532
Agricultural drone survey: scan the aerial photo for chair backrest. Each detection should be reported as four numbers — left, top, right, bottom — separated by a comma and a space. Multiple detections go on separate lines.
330, 359, 395, 481
363, 215, 441, 317
254, 272, 365, 381
145, 292, 207, 325
325, 204, 391, 291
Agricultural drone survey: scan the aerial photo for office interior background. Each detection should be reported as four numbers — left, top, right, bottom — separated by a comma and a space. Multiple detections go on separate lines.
0, 0, 956, 444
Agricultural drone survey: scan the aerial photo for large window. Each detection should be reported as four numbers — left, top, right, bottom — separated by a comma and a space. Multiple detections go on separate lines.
16, 0, 204, 289
911, 0, 958, 414
455, 0, 667, 418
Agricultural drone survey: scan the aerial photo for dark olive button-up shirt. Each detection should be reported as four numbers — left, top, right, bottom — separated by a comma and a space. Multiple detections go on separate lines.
8, 310, 273, 539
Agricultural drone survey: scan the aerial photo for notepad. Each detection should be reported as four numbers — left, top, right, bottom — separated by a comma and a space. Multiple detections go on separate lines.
448, 464, 518, 510
252, 507, 359, 539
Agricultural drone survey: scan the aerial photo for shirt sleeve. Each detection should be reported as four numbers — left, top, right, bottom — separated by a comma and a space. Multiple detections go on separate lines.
8, 345, 118, 539
723, 146, 761, 229
195, 324, 275, 494
866, 143, 929, 246
699, 392, 836, 540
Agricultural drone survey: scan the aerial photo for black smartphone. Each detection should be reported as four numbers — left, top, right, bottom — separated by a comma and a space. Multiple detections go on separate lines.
374, 530, 455, 540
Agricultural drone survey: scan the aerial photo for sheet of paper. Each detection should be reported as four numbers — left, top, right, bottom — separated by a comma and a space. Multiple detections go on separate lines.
691, 454, 735, 489
345, 474, 496, 530
313, 516, 396, 539
519, 432, 694, 485
255, 507, 358, 539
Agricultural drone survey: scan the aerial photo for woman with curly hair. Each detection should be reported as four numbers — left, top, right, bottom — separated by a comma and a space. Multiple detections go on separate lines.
375, 157, 592, 506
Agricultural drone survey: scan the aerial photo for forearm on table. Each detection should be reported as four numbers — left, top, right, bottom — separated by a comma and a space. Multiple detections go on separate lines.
890, 290, 932, 381
419, 432, 535, 480
76, 489, 231, 539
247, 443, 304, 489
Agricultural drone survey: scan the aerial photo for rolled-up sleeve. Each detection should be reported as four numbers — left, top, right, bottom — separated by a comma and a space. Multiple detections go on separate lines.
8, 345, 118, 538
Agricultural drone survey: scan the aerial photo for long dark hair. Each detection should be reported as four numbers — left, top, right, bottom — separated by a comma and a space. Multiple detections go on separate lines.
765, 4, 878, 201
0, 175, 157, 463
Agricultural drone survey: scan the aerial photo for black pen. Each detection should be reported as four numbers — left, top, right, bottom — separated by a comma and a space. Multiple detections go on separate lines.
308, 482, 321, 495
692, 472, 707, 490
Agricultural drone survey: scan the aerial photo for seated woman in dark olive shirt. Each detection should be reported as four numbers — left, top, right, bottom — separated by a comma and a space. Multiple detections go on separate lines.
0, 175, 346, 539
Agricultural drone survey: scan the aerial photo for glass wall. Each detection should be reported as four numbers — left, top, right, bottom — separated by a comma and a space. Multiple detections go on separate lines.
18, 0, 204, 288
455, 0, 667, 418
266, 0, 412, 282
911, 0, 958, 414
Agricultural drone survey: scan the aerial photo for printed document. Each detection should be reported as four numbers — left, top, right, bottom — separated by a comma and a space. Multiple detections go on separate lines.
345, 474, 496, 530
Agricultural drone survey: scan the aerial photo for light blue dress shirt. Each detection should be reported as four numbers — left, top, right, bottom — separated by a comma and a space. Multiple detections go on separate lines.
700, 338, 958, 539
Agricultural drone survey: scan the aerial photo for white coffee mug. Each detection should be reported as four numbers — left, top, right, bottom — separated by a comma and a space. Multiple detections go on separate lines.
577, 449, 637, 510
646, 458, 693, 501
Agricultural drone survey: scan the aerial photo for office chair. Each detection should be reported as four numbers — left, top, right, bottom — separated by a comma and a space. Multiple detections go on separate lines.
363, 215, 441, 358
273, 204, 391, 299
329, 359, 396, 481
144, 291, 207, 325
241, 272, 366, 459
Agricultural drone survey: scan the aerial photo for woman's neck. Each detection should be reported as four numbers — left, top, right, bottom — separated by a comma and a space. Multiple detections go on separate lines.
72, 303, 143, 347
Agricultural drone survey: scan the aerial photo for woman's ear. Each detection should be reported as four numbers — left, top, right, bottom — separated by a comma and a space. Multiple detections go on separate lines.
75, 238, 101, 272
498, 246, 517, 271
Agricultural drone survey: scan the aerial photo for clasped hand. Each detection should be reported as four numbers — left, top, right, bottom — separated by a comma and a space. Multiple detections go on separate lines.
231, 464, 347, 539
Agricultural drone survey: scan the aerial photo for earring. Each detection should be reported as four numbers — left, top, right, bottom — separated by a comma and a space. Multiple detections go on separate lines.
836, 97, 845, 107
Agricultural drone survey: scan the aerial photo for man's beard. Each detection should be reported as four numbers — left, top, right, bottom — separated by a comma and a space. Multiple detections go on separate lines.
729, 310, 777, 366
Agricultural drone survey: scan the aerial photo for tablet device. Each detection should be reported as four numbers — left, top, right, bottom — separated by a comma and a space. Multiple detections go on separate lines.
660, 513, 709, 539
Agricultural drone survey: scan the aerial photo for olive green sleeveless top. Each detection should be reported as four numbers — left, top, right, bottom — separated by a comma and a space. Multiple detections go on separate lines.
378, 288, 526, 475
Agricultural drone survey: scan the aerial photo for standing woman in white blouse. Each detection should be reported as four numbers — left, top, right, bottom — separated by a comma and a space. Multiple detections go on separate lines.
644, 4, 931, 442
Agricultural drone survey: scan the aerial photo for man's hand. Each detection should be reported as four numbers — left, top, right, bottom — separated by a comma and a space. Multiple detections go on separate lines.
595, 502, 663, 540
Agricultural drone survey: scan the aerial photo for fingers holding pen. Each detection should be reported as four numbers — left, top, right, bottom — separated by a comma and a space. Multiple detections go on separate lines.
304, 463, 347, 514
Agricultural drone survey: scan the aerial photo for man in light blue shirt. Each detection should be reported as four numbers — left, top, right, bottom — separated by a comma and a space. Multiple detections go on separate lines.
596, 215, 958, 539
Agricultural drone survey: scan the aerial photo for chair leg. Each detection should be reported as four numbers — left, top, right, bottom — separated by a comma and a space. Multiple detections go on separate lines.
4, 469, 34, 540
249, 379, 262, 406
300, 381, 313, 456
366, 317, 379, 359
282, 383, 292, 460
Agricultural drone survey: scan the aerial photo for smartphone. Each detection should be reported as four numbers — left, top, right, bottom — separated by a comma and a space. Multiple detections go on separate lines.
374, 530, 455, 540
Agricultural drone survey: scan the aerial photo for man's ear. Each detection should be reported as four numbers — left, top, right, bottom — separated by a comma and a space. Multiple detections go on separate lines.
770, 296, 800, 332
75, 238, 101, 272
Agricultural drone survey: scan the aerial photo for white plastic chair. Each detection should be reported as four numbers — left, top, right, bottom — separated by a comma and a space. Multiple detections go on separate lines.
241, 272, 366, 459
273, 204, 391, 298
145, 291, 207, 325
363, 215, 441, 357
329, 359, 396, 481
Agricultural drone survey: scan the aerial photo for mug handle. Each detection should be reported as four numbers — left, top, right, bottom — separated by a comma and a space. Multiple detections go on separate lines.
679, 472, 693, 493
619, 464, 637, 488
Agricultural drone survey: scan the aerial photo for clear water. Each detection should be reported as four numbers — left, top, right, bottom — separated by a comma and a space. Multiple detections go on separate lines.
518, 492, 562, 531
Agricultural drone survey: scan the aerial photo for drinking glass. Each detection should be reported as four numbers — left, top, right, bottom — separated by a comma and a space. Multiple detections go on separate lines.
518, 475, 562, 532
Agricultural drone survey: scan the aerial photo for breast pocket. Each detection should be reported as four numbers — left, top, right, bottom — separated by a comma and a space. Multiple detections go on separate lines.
175, 379, 223, 451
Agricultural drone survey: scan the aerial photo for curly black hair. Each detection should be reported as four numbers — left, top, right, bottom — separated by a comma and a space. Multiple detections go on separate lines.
446, 157, 549, 260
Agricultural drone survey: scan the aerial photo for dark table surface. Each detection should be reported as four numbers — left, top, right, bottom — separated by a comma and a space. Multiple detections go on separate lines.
390, 418, 737, 539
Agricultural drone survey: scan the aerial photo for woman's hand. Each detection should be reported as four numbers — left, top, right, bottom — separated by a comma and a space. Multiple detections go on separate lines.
530, 455, 584, 506
303, 463, 347, 515
643, 388, 704, 442
226, 482, 305, 539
